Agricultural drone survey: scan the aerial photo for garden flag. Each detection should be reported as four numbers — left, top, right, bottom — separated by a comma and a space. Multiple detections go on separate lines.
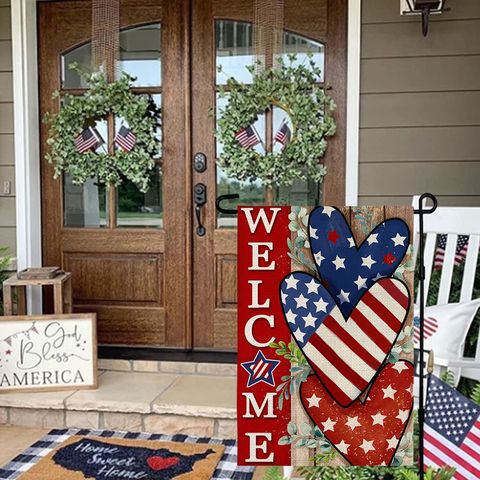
424, 374, 480, 479
115, 125, 137, 152
235, 125, 261, 149
74, 127, 102, 153
237, 206, 415, 467
434, 234, 469, 270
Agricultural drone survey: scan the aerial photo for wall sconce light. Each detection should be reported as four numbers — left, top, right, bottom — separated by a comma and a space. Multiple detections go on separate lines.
400, 0, 449, 37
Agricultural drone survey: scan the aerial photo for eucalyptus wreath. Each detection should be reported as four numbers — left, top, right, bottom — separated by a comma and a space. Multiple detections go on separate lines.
216, 54, 336, 188
43, 64, 161, 193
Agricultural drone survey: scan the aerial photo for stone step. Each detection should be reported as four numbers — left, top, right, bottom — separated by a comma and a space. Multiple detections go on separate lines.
0, 365, 237, 439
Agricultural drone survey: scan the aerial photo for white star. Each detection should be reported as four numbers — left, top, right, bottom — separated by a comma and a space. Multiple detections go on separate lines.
392, 362, 409, 373
314, 251, 325, 265
392, 233, 407, 246
309, 227, 318, 240
303, 312, 316, 328
359, 439, 375, 454
354, 275, 367, 290
285, 276, 299, 290
337, 289, 350, 304
346, 416, 361, 430
293, 328, 305, 343
322, 418, 336, 432
285, 309, 297, 324
314, 297, 329, 313
332, 255, 346, 270
397, 409, 410, 423
347, 237, 356, 248
305, 278, 319, 294
294, 293, 309, 309
382, 384, 397, 399
322, 207, 335, 217
366, 233, 379, 246
386, 436, 398, 450
306, 393, 321, 408
281, 291, 288, 303
371, 413, 386, 426
336, 440, 350, 454
361, 255, 376, 269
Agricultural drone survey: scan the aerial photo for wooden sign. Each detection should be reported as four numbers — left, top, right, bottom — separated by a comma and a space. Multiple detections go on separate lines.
0, 314, 97, 393
237, 206, 414, 467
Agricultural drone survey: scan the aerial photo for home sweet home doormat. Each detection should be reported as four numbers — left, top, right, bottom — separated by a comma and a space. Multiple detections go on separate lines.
237, 206, 415, 467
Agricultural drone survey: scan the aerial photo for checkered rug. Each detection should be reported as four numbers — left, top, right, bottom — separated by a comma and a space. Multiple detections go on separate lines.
0, 428, 255, 480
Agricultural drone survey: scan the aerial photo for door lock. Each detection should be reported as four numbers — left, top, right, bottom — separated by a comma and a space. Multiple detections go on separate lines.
193, 152, 207, 173
194, 183, 207, 236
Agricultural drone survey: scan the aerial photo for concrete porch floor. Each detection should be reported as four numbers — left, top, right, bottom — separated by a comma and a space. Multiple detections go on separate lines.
0, 426, 266, 479
0, 361, 238, 437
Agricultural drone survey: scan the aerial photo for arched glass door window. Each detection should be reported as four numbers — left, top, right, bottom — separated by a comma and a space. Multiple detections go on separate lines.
60, 23, 163, 228
215, 20, 325, 227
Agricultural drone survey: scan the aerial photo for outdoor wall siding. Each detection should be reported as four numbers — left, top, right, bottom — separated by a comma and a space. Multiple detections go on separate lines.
359, 0, 480, 206
0, 1, 14, 253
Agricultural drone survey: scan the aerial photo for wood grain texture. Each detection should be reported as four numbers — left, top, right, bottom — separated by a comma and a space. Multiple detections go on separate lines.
361, 56, 480, 94
359, 162, 480, 196
360, 126, 480, 164
362, 20, 480, 59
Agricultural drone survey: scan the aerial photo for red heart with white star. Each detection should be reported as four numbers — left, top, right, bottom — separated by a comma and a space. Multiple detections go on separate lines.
300, 361, 414, 466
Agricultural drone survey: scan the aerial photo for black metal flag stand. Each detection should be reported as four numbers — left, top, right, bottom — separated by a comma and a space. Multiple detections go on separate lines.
414, 193, 438, 479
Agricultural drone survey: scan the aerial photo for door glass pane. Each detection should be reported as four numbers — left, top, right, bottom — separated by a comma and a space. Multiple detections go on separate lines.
62, 43, 92, 89
116, 94, 163, 228
63, 119, 108, 227
281, 32, 325, 82
216, 20, 254, 84
119, 24, 162, 87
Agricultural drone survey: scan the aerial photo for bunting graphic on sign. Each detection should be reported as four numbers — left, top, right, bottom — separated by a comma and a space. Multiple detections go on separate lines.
237, 206, 414, 467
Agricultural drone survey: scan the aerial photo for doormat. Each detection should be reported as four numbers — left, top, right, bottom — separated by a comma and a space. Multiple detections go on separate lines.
0, 428, 255, 480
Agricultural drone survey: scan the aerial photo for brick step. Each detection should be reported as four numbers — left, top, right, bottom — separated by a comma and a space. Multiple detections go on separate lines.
0, 363, 237, 439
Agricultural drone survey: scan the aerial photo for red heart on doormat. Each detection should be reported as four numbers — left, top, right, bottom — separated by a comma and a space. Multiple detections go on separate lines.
300, 361, 414, 466
147, 455, 180, 471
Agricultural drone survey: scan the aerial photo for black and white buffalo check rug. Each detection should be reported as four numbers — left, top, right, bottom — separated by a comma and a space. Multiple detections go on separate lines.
0, 428, 255, 480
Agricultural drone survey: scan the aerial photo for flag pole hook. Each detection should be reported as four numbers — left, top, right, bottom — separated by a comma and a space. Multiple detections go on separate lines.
415, 192, 438, 479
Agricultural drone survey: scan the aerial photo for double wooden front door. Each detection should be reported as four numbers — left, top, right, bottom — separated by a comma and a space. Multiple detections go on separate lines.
38, 0, 346, 351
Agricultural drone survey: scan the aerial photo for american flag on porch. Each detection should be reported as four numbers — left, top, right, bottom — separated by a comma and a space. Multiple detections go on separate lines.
274, 119, 291, 147
235, 125, 261, 149
115, 125, 137, 152
74, 127, 101, 153
424, 374, 480, 479
434, 234, 469, 270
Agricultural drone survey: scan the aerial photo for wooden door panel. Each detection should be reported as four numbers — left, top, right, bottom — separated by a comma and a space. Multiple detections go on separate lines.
38, 0, 188, 348
192, 0, 346, 350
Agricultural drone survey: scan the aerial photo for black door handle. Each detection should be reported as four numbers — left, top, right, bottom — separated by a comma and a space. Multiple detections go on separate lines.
194, 183, 207, 236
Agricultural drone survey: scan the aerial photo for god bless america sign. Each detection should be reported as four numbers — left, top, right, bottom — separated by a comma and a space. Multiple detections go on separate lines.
237, 206, 415, 467
0, 314, 97, 392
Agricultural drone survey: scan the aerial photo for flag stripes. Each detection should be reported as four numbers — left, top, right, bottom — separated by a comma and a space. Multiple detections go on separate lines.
414, 316, 438, 343
235, 125, 261, 149
115, 126, 136, 152
425, 374, 480, 479
434, 234, 469, 270
74, 128, 100, 153
305, 278, 409, 406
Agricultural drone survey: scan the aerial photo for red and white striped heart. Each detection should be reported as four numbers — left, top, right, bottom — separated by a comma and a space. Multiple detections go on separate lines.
280, 273, 410, 407
300, 361, 414, 466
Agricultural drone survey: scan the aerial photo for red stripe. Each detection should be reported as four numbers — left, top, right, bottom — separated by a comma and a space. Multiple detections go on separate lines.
379, 279, 409, 310
323, 315, 381, 369
462, 442, 480, 465
362, 289, 402, 333
350, 307, 392, 353
424, 324, 437, 335
308, 333, 367, 392
425, 431, 480, 477
467, 429, 480, 445
424, 449, 468, 480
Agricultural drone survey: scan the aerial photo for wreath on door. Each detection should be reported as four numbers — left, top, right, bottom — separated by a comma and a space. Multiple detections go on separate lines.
215, 55, 336, 189
43, 64, 161, 193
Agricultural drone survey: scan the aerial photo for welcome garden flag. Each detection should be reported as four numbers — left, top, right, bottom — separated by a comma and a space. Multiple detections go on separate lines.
237, 206, 415, 467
